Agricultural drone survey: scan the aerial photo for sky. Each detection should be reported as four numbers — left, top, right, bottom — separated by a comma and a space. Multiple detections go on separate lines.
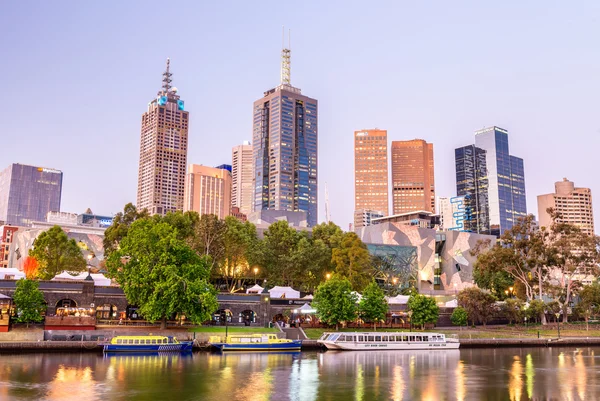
2, 1, 599, 232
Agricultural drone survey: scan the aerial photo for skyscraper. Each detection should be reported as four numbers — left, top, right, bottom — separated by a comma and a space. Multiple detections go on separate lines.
252, 45, 318, 226
183, 165, 232, 220
232, 141, 253, 216
391, 139, 435, 214
0, 163, 63, 226
455, 145, 489, 233
456, 126, 526, 236
136, 59, 189, 216
537, 178, 594, 236
354, 129, 388, 228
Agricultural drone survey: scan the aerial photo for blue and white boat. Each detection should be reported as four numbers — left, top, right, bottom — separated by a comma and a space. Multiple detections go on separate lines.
103, 335, 193, 352
209, 333, 302, 352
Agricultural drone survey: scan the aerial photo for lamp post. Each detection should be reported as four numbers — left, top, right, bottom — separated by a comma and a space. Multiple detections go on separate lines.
326, 273, 331, 280
407, 310, 413, 332
253, 267, 259, 285
85, 253, 94, 281
262, 285, 270, 328
224, 309, 232, 338
524, 316, 528, 329
555, 312, 561, 338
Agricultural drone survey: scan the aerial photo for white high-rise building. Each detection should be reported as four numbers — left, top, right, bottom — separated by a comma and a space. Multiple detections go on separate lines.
231, 141, 253, 216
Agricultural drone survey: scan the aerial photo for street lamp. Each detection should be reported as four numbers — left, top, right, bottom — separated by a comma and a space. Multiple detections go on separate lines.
555, 312, 561, 338
392, 277, 398, 286
407, 310, 413, 332
224, 309, 232, 338
253, 267, 259, 285
524, 316, 528, 328
85, 253, 94, 281
325, 273, 331, 280
262, 285, 270, 328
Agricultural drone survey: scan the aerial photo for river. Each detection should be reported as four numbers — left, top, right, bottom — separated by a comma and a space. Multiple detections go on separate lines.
0, 347, 598, 400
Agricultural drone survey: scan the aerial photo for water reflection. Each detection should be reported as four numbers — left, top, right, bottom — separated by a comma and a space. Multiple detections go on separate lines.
0, 348, 599, 400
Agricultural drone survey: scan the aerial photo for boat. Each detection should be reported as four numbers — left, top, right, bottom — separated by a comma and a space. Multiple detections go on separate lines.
317, 331, 460, 350
103, 335, 193, 353
209, 333, 302, 352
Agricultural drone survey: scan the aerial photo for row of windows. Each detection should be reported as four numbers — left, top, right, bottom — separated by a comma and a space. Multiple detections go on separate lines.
116, 338, 169, 345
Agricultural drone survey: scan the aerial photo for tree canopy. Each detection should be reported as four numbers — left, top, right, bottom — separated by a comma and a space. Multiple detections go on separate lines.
359, 281, 388, 330
332, 232, 373, 292
29, 226, 86, 280
103, 203, 149, 256
12, 279, 46, 325
407, 293, 439, 329
457, 287, 497, 326
106, 218, 218, 329
313, 276, 358, 330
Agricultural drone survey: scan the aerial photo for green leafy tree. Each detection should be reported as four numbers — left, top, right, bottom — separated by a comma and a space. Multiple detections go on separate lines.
313, 276, 358, 330
188, 214, 227, 271
107, 219, 218, 329
12, 279, 46, 326
260, 221, 303, 286
157, 210, 200, 241
359, 281, 388, 331
451, 307, 468, 329
217, 216, 260, 293
407, 293, 439, 329
472, 266, 514, 300
457, 287, 498, 326
502, 298, 524, 324
575, 283, 600, 330
103, 203, 149, 256
29, 226, 86, 280
523, 299, 545, 324
331, 232, 373, 291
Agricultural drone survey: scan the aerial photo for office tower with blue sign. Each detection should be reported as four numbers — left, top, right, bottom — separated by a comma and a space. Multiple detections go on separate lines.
455, 126, 526, 236
252, 46, 318, 226
0, 163, 63, 226
136, 59, 189, 215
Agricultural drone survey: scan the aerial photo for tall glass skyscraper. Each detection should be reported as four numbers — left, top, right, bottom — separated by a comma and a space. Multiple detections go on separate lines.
455, 126, 527, 237
0, 163, 63, 226
252, 47, 318, 226
455, 145, 489, 234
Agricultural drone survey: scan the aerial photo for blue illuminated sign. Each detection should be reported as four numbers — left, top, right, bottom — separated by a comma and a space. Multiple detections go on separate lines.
177, 99, 185, 110
157, 96, 168, 106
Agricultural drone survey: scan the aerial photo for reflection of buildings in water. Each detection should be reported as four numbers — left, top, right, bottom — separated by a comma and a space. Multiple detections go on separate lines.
525, 354, 534, 400
289, 358, 318, 401
508, 356, 523, 401
574, 350, 586, 401
47, 365, 95, 400
455, 360, 466, 401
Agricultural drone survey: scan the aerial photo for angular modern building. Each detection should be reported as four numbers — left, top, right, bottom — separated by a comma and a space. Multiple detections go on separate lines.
455, 145, 489, 233
183, 165, 232, 220
391, 139, 435, 215
0, 163, 63, 226
437, 196, 468, 231
136, 59, 189, 216
354, 129, 389, 228
252, 46, 318, 227
456, 126, 526, 236
232, 141, 253, 216
537, 178, 594, 236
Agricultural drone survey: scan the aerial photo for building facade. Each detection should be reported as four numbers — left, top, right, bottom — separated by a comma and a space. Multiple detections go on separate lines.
354, 129, 389, 228
0, 164, 63, 226
136, 59, 189, 216
391, 140, 435, 215
252, 48, 318, 227
353, 209, 385, 229
455, 145, 489, 233
537, 178, 595, 236
232, 142, 254, 216
0, 226, 18, 268
184, 165, 232, 220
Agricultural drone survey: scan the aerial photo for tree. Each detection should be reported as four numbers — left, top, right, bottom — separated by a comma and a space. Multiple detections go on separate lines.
188, 214, 227, 272
472, 266, 514, 300
29, 226, 86, 280
502, 298, 524, 324
313, 276, 358, 330
331, 232, 373, 291
103, 203, 149, 256
12, 279, 46, 326
260, 221, 307, 287
523, 299, 545, 324
451, 307, 468, 329
106, 219, 218, 329
22, 256, 39, 280
217, 217, 260, 293
457, 287, 498, 326
575, 282, 600, 331
407, 293, 439, 329
157, 210, 200, 241
545, 209, 600, 323
359, 281, 388, 331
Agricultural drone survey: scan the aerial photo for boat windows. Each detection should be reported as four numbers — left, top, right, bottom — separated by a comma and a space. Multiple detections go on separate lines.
134, 340, 140, 344
358, 336, 364, 342
129, 340, 134, 344
367, 336, 374, 342
409, 336, 415, 342
389, 336, 395, 342
381, 336, 388, 342
152, 339, 157, 344
416, 336, 422, 342
422, 336, 428, 342
375, 336, 381, 342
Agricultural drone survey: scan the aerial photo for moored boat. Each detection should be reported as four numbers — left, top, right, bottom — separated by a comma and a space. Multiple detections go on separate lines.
103, 335, 193, 353
209, 333, 302, 352
317, 331, 459, 351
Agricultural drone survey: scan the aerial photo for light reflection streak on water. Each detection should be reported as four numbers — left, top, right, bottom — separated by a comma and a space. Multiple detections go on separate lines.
391, 365, 404, 401
575, 350, 586, 401
557, 352, 574, 401
508, 356, 523, 401
455, 360, 465, 401
355, 363, 364, 401
48, 365, 94, 400
525, 353, 534, 400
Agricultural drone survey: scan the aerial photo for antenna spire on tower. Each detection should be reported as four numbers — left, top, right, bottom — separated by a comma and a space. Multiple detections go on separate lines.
280, 28, 291, 85
162, 58, 173, 93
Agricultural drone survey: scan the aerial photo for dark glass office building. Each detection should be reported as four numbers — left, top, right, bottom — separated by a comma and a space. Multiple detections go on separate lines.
455, 126, 527, 237
0, 164, 63, 226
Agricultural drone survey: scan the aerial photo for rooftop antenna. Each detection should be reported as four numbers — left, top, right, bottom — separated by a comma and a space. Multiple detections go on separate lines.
162, 58, 173, 93
325, 182, 331, 223
281, 27, 291, 85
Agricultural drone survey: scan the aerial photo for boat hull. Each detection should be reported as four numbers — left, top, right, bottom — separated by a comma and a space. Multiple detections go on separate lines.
212, 340, 302, 352
319, 341, 460, 351
104, 342, 193, 353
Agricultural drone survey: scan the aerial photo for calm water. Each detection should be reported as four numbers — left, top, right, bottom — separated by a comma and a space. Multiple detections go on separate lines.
1, 348, 600, 400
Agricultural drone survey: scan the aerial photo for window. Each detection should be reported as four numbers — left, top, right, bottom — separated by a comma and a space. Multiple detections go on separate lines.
134, 340, 140, 344
368, 336, 375, 342
358, 336, 364, 342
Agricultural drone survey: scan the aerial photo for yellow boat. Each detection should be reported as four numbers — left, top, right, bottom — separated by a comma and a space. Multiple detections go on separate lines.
209, 333, 302, 352
104, 335, 193, 352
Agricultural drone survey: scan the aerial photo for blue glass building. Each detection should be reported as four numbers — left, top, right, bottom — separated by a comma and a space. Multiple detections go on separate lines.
455, 126, 527, 237
252, 52, 318, 226
0, 164, 63, 226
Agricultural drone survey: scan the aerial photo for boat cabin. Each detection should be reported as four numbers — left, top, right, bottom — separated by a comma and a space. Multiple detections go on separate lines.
319, 333, 446, 343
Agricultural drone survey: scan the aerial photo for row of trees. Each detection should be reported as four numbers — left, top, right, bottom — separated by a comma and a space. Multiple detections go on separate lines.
104, 203, 389, 293
472, 209, 600, 324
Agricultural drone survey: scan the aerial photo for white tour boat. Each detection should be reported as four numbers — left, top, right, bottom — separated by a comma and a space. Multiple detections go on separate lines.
317, 331, 460, 350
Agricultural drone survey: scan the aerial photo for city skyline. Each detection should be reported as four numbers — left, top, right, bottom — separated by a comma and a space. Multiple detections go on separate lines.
2, 2, 600, 232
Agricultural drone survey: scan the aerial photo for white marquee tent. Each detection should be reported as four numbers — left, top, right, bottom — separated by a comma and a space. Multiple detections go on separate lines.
52, 271, 111, 286
269, 286, 300, 299
246, 284, 264, 294
0, 268, 25, 280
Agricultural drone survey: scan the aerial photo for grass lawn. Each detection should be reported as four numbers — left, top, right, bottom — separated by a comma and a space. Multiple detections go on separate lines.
188, 327, 279, 333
